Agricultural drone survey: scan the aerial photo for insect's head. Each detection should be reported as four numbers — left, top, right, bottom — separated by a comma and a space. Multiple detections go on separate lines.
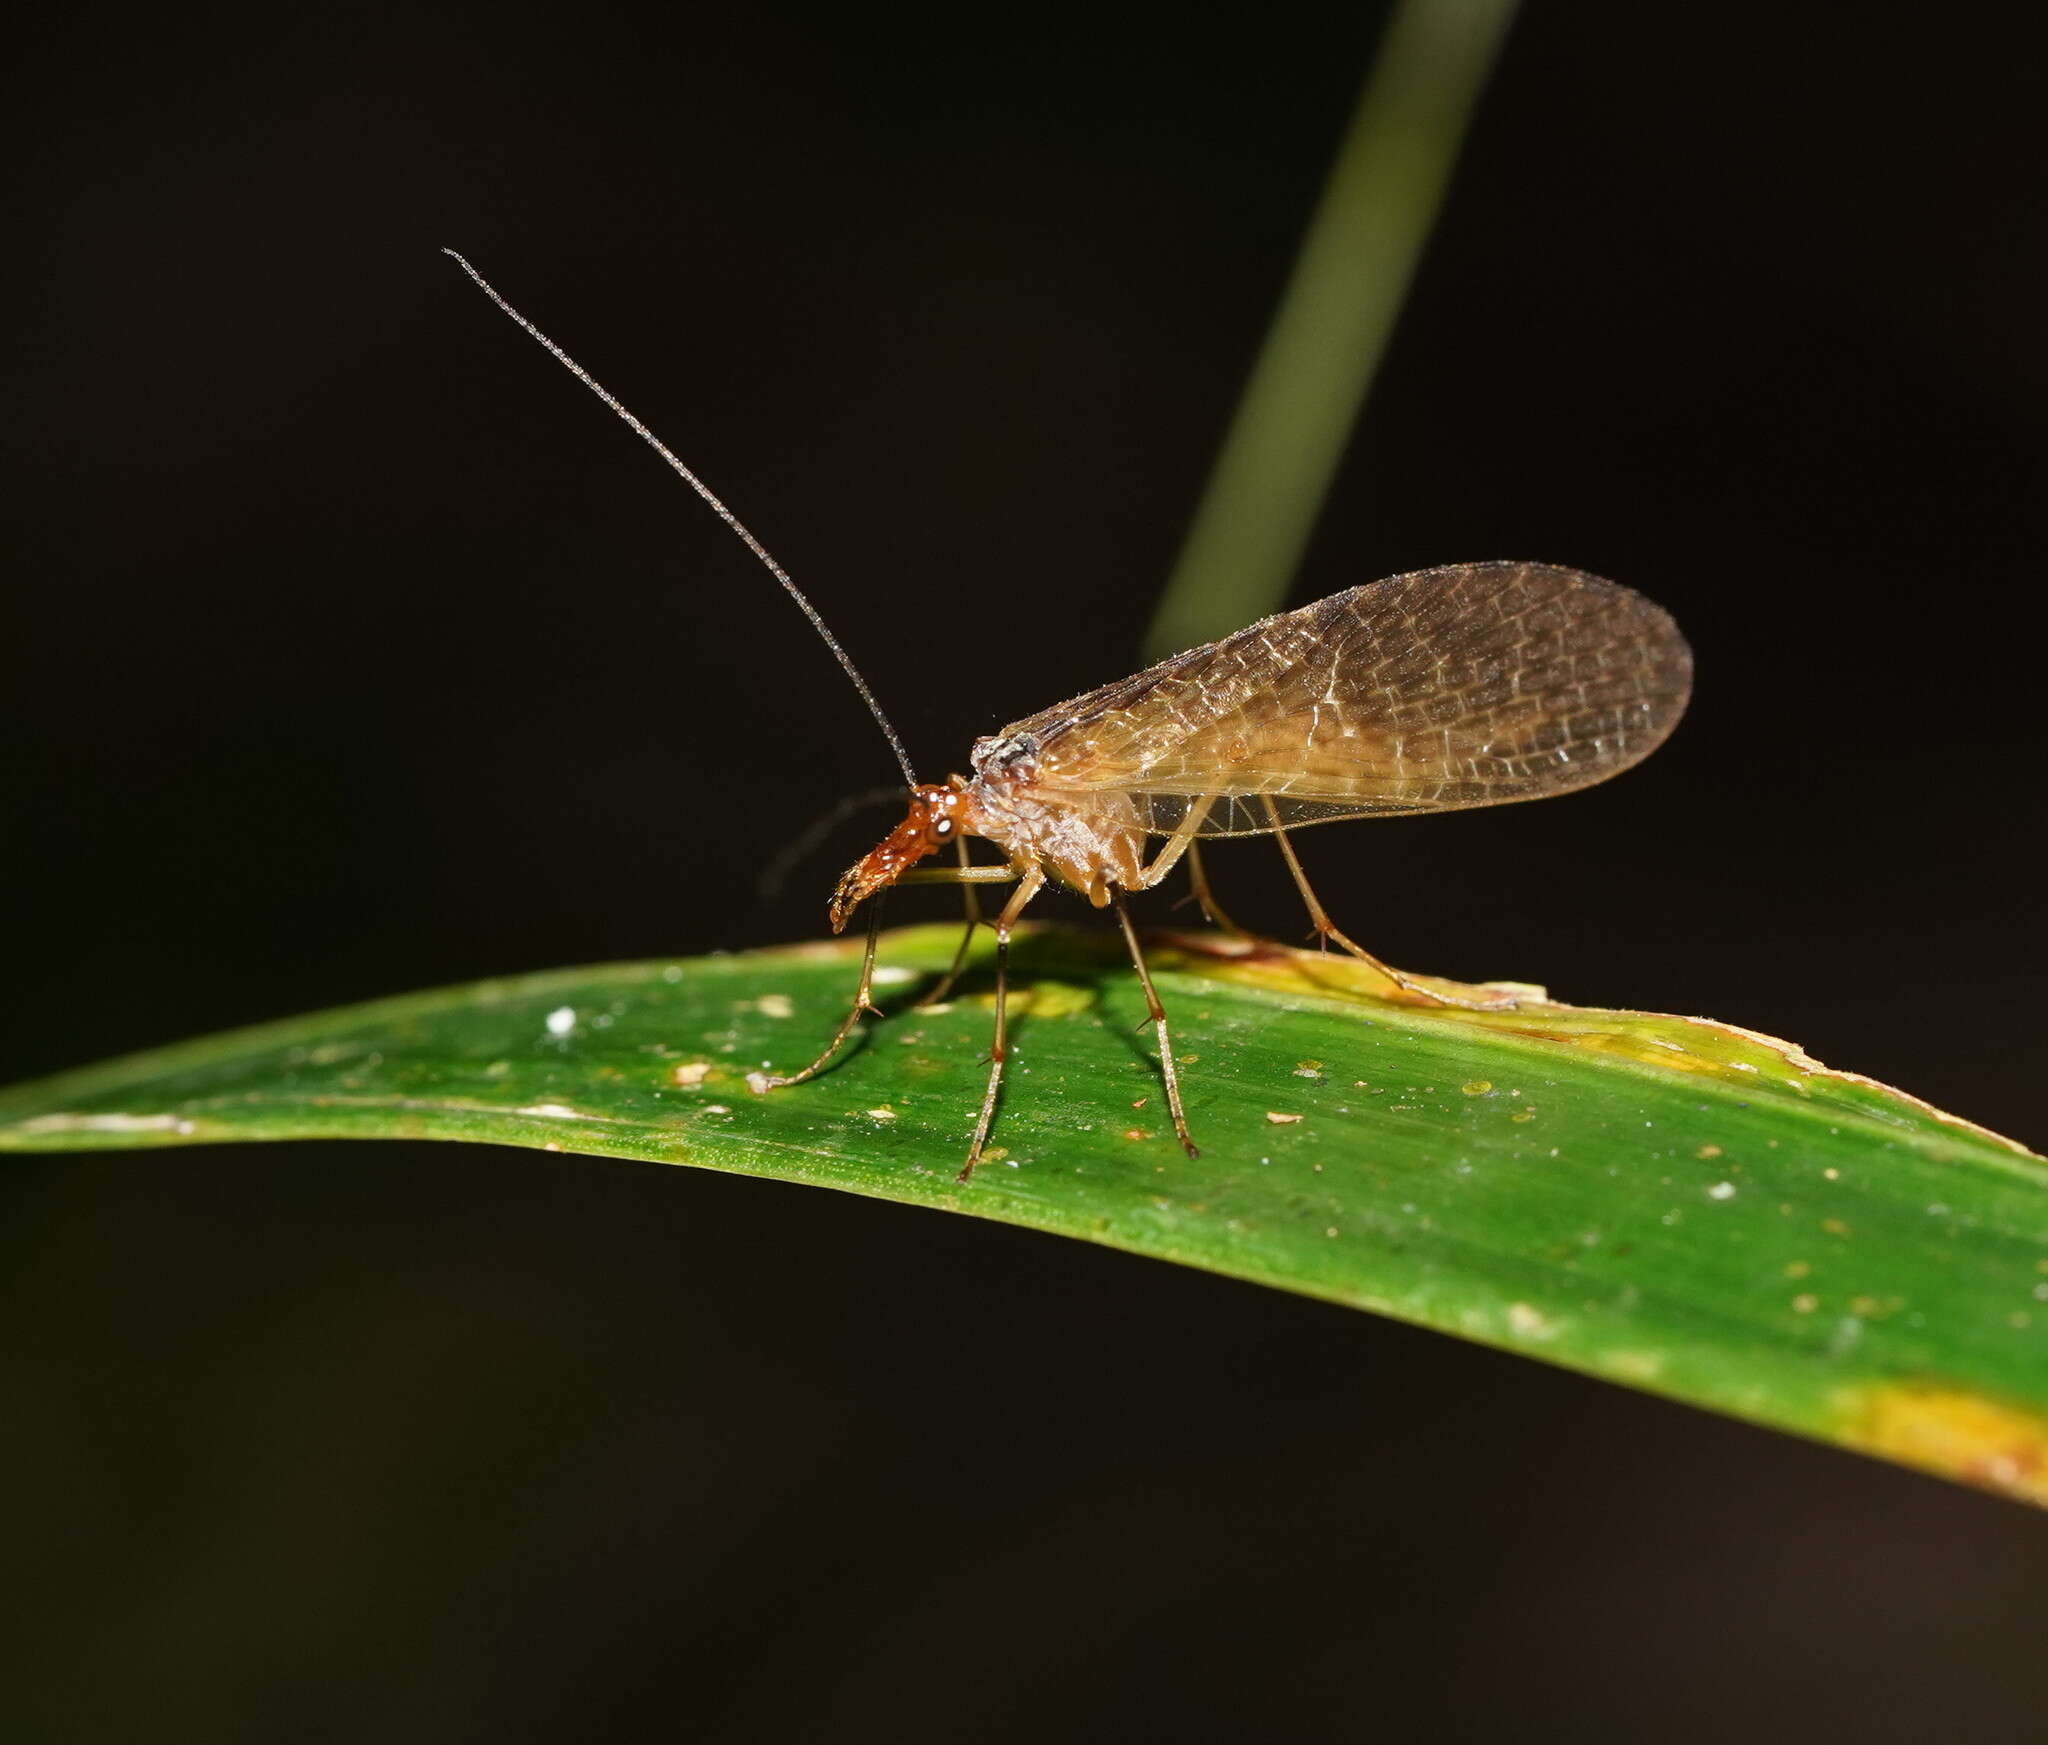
828, 781, 966, 932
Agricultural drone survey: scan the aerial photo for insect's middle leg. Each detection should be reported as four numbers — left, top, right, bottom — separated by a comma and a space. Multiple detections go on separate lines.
1259, 797, 1518, 1012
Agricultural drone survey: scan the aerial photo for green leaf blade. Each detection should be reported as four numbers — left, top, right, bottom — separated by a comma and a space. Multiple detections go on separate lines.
4, 923, 2044, 1504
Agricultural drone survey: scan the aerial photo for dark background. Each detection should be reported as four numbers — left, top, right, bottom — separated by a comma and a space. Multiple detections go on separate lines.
5, 3, 2046, 1739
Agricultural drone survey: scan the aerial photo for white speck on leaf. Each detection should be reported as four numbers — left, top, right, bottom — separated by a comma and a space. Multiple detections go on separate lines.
14, 1111, 196, 1136
544, 1006, 577, 1038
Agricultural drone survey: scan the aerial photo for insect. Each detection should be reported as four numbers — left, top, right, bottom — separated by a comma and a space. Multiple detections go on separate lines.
445, 253, 1693, 1182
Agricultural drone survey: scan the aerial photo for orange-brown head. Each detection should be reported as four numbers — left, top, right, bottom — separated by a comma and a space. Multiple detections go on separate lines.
828, 782, 966, 932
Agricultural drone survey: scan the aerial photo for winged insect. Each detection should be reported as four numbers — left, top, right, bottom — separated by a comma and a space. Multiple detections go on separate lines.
446, 253, 1691, 1180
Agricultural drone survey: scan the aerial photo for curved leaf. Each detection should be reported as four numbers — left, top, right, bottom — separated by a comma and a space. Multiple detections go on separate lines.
3, 923, 2044, 1505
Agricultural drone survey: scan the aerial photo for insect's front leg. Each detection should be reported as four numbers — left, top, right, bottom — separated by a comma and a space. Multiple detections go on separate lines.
913, 837, 983, 1007
896, 866, 1022, 886
959, 866, 1045, 1184
749, 900, 889, 1093
898, 857, 1020, 1009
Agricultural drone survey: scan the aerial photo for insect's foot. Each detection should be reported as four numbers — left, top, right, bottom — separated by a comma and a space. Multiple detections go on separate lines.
1180, 1139, 1202, 1159
746, 1070, 792, 1093
1407, 983, 1523, 1014
955, 1156, 980, 1185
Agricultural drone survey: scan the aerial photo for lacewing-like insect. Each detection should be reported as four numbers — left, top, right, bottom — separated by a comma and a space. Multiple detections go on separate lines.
445, 253, 1693, 1181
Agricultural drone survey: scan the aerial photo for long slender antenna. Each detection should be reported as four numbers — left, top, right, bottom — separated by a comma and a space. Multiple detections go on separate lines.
442, 249, 918, 790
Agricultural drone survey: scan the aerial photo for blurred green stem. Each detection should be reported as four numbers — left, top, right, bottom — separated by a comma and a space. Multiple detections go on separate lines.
1144, 0, 1519, 658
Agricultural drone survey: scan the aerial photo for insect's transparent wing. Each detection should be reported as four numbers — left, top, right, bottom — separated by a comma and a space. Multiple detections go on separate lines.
991, 563, 1692, 837
1137, 792, 1435, 837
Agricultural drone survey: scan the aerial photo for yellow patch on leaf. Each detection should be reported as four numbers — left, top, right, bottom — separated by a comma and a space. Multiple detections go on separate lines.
1839, 1383, 2048, 1507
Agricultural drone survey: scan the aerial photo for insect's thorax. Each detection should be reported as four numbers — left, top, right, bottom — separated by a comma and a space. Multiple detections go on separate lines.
829, 740, 1149, 931
962, 756, 1145, 908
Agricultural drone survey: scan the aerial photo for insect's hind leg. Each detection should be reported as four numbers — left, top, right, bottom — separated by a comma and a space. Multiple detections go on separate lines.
1138, 794, 1217, 901
1260, 797, 1519, 1013
1111, 890, 1201, 1159
1179, 840, 1249, 937
959, 867, 1045, 1183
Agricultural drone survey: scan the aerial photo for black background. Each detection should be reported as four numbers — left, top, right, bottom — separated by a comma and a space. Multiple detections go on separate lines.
5, 4, 2047, 1739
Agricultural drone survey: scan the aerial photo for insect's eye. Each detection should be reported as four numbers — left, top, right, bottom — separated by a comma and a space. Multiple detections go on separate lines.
933, 817, 955, 839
